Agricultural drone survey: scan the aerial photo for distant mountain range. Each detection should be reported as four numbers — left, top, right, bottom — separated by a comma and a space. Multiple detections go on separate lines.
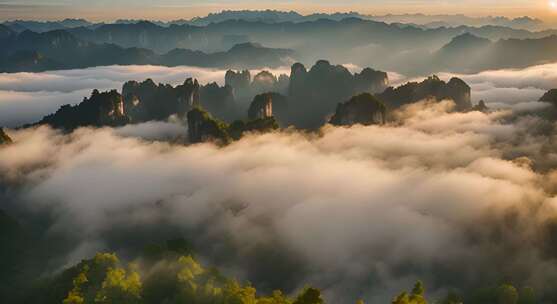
3, 13, 557, 74
2, 11, 546, 32
429, 33, 557, 73
185, 11, 546, 30
3, 18, 93, 33
369, 14, 545, 31
56, 18, 557, 55
0, 26, 294, 72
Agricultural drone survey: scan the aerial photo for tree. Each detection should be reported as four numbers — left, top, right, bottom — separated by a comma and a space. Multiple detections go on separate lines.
518, 287, 535, 304
293, 287, 324, 304
62, 253, 139, 304
63, 266, 89, 304
94, 266, 142, 304
497, 285, 518, 304
440, 291, 462, 304
257, 290, 292, 304
392, 281, 427, 304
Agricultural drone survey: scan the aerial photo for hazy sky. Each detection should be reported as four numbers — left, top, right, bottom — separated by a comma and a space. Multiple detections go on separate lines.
1, 0, 556, 21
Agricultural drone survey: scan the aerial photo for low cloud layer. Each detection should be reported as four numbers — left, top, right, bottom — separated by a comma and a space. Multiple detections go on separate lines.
2, 62, 557, 303
438, 62, 557, 106
3, 100, 557, 303
1, 62, 556, 128
0, 65, 290, 127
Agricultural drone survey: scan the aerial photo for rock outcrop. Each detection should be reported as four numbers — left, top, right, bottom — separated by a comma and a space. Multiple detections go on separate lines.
330, 93, 386, 126
187, 107, 230, 144
248, 93, 273, 120
288, 60, 390, 128
28, 77, 241, 131
0, 128, 12, 145
540, 89, 557, 105
26, 62, 397, 133
288, 62, 308, 97
223, 61, 391, 129
471, 100, 489, 112
377, 75, 472, 111
35, 89, 129, 131
228, 117, 279, 140
187, 106, 279, 144
225, 69, 290, 101
225, 70, 251, 94
354, 68, 389, 94
445, 77, 472, 110
247, 93, 289, 125
251, 71, 279, 95
122, 78, 200, 122
199, 82, 237, 121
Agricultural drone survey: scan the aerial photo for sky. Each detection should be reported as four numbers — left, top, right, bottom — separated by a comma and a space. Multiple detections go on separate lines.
1, 0, 557, 22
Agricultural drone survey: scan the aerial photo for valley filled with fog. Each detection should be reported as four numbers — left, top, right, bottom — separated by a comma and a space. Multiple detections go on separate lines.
3, 7, 557, 304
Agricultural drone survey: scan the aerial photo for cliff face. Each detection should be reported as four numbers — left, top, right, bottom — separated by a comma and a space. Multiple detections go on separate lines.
354, 68, 389, 94
446, 77, 472, 111
251, 71, 279, 95
28, 77, 240, 131
288, 62, 308, 97
35, 89, 129, 131
287, 60, 390, 128
471, 100, 489, 112
0, 128, 12, 145
123, 78, 200, 123
248, 93, 273, 120
225, 69, 290, 102
330, 93, 386, 126
377, 75, 472, 111
225, 61, 391, 129
24, 62, 472, 135
228, 117, 279, 140
199, 83, 237, 121
225, 70, 251, 94
247, 93, 289, 126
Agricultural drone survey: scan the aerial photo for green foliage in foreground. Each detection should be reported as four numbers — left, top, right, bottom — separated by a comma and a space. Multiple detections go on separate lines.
52, 252, 300, 304
13, 245, 542, 304
392, 281, 427, 304
0, 208, 542, 304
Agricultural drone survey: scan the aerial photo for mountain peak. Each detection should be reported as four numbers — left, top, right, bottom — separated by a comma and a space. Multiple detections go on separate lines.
441, 32, 491, 52
0, 128, 12, 145
229, 42, 264, 51
451, 32, 491, 44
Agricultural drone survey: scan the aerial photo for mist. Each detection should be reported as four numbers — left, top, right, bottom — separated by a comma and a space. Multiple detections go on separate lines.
2, 62, 557, 128
2, 98, 557, 303
0, 65, 290, 127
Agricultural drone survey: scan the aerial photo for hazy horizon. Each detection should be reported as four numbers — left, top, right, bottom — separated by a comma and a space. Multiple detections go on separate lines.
2, 0, 557, 22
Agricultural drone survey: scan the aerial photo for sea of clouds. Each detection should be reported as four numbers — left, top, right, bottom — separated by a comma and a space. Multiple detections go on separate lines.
1, 62, 556, 128
1, 62, 557, 303
3, 99, 557, 303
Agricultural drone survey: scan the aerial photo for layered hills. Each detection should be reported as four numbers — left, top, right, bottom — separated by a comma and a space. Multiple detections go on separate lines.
0, 26, 294, 72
